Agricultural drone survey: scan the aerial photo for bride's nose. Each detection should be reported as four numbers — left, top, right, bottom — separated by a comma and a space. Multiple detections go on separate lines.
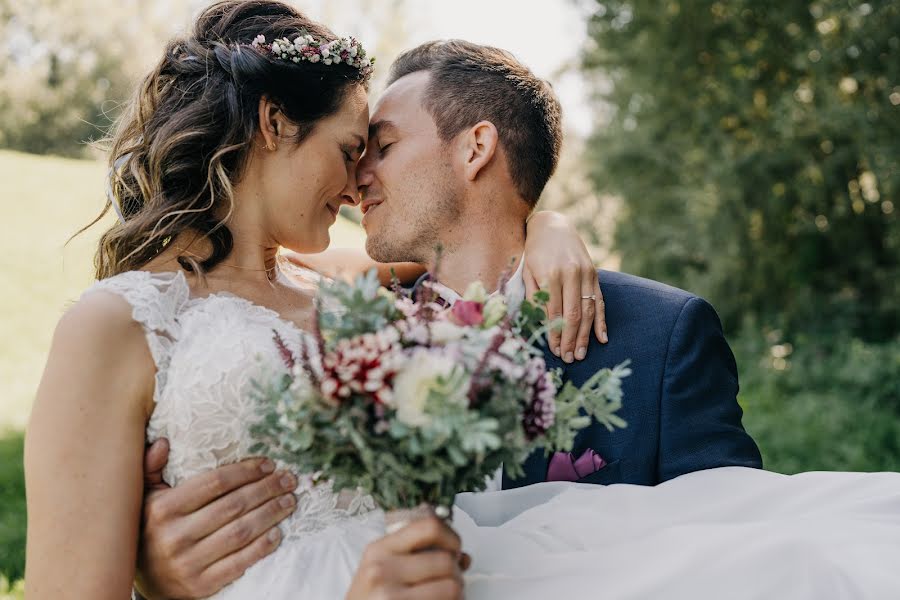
339, 167, 361, 207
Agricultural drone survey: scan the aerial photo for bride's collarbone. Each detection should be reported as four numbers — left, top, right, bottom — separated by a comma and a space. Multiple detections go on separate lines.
189, 275, 317, 332
139, 254, 317, 331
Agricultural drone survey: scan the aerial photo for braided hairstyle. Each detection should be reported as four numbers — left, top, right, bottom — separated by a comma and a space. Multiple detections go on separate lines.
88, 0, 370, 278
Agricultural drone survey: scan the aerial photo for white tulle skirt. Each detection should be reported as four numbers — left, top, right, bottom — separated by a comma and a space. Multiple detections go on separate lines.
213, 467, 900, 599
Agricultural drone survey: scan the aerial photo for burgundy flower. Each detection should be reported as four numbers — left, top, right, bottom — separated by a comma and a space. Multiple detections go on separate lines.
320, 331, 401, 405
523, 367, 556, 440
272, 329, 296, 370
450, 300, 484, 327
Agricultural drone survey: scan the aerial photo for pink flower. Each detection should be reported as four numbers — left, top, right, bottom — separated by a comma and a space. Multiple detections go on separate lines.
450, 300, 484, 327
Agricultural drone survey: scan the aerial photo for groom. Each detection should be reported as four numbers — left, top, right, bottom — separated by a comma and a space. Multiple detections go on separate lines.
358, 40, 762, 489
134, 40, 761, 598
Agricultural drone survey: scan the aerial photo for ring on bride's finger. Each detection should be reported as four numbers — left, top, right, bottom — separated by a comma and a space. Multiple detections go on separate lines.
581, 294, 597, 300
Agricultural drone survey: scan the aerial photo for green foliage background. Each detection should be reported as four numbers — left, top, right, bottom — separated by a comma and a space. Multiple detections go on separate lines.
582, 0, 900, 473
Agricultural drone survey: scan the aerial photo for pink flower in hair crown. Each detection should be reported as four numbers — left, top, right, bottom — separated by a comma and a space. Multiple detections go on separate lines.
250, 33, 374, 77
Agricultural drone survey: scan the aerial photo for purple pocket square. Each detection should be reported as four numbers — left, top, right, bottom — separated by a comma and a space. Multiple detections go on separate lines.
546, 449, 607, 482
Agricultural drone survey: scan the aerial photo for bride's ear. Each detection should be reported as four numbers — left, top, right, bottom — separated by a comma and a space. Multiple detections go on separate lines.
461, 120, 499, 182
257, 95, 283, 151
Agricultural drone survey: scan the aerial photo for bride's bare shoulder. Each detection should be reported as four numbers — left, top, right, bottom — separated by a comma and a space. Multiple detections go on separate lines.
59, 289, 155, 369
27, 286, 158, 432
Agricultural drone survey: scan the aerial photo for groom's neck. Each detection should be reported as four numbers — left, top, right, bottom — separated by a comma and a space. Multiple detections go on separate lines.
429, 210, 526, 296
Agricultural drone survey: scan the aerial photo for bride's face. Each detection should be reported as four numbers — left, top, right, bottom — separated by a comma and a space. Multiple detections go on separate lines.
250, 85, 369, 254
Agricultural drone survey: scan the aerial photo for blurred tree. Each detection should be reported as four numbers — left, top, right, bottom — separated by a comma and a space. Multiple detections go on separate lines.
0, 0, 196, 157
582, 0, 899, 341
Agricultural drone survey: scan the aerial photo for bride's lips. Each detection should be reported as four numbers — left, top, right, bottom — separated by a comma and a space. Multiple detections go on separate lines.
325, 203, 338, 219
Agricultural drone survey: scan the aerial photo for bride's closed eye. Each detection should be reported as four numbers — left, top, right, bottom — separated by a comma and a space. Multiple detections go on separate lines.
379, 142, 393, 154
341, 145, 360, 163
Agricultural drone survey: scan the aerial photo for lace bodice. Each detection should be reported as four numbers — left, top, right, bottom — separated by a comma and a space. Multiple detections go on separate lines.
83, 268, 376, 540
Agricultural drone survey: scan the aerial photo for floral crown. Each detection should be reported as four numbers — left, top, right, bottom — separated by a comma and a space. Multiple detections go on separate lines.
250, 32, 374, 77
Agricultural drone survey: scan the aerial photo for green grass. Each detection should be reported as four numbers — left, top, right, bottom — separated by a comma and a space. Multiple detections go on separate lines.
0, 149, 366, 585
0, 432, 25, 587
0, 149, 367, 431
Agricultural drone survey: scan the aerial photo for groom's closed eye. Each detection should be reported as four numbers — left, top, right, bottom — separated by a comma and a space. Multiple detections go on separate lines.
368, 120, 399, 147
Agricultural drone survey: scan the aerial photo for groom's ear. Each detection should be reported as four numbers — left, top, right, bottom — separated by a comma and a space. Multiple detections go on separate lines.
462, 121, 499, 183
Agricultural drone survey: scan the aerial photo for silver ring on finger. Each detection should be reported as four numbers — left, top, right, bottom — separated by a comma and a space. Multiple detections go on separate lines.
581, 294, 597, 300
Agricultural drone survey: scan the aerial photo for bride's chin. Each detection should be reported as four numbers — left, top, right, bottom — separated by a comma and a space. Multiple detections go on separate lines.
282, 233, 329, 255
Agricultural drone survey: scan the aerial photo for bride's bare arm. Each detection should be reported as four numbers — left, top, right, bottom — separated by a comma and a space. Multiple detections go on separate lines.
283, 247, 426, 286
25, 293, 155, 599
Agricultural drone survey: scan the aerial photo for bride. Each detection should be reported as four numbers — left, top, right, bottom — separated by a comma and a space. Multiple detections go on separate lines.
24, 2, 900, 599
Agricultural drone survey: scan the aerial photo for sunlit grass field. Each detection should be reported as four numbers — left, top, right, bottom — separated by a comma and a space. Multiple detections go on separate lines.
0, 149, 366, 431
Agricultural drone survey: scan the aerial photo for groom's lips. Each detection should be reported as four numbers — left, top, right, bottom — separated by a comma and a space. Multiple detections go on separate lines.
361, 198, 383, 214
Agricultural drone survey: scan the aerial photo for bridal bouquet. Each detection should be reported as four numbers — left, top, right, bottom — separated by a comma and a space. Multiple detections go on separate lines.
250, 270, 629, 513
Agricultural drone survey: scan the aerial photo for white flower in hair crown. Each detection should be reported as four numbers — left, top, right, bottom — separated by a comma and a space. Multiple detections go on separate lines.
251, 33, 374, 77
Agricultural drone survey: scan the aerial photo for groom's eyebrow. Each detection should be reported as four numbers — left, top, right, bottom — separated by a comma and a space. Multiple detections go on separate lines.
369, 120, 398, 140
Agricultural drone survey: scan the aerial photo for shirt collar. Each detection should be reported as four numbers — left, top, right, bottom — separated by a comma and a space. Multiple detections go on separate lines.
427, 254, 526, 310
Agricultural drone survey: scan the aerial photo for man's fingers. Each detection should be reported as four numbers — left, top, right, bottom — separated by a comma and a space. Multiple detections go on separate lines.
200, 526, 283, 594
165, 457, 278, 515
558, 268, 582, 363
192, 487, 297, 561
143, 438, 170, 489
187, 470, 298, 541
593, 278, 608, 344
382, 516, 462, 556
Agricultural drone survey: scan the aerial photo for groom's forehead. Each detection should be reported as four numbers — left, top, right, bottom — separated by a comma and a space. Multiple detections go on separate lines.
370, 72, 430, 126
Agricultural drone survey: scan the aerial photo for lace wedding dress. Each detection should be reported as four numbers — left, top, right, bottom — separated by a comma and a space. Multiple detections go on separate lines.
85, 267, 384, 599
87, 269, 900, 599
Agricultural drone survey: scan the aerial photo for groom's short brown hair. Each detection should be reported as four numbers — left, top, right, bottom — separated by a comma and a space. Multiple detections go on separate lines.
387, 40, 563, 206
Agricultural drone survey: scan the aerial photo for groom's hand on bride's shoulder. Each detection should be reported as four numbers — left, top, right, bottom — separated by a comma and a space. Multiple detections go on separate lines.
134, 439, 300, 599
346, 517, 468, 600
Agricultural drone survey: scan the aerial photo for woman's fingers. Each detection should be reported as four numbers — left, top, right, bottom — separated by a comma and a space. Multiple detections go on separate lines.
382, 516, 462, 556
523, 263, 539, 305
544, 271, 564, 358
573, 268, 598, 360
394, 550, 462, 585
593, 276, 608, 344
403, 575, 465, 599
558, 267, 583, 363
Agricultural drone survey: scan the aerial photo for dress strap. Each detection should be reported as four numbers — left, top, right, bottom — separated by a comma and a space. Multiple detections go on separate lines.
81, 270, 189, 400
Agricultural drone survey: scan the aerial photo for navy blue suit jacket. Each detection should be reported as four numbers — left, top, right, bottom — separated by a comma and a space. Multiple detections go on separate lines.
502, 270, 762, 488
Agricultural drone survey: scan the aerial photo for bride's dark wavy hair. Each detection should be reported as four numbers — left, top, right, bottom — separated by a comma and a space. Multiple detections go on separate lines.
84, 0, 370, 279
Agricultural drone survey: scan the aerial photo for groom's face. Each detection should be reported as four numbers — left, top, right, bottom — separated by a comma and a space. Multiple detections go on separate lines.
357, 71, 462, 264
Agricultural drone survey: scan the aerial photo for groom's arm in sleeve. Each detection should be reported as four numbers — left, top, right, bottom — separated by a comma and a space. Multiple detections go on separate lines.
657, 296, 763, 482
